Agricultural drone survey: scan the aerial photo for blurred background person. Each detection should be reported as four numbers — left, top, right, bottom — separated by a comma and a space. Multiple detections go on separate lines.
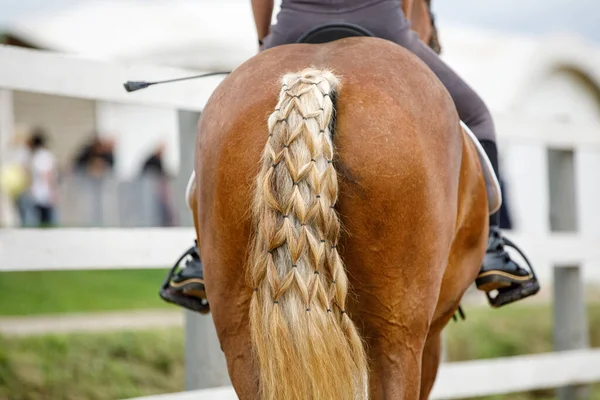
0, 130, 35, 227
73, 135, 115, 179
141, 141, 176, 227
28, 127, 58, 227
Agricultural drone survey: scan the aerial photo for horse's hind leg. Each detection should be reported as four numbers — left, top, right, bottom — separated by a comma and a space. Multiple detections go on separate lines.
355, 261, 447, 400
344, 248, 448, 400
193, 157, 260, 399
197, 220, 259, 399
336, 165, 455, 399
419, 310, 464, 400
419, 129, 490, 399
419, 330, 442, 400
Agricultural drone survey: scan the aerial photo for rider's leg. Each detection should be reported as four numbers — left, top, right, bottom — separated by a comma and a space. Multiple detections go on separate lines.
476, 141, 536, 291
365, 6, 537, 297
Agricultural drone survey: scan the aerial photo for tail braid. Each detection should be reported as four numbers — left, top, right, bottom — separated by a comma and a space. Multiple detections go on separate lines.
248, 68, 368, 400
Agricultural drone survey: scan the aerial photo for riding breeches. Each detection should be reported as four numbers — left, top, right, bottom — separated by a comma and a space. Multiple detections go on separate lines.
261, 0, 496, 143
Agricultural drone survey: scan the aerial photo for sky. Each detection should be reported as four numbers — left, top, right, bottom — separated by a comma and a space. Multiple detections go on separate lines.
0, 0, 599, 45
432, 0, 600, 44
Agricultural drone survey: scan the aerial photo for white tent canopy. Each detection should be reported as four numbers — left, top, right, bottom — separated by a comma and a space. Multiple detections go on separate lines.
6, 0, 261, 71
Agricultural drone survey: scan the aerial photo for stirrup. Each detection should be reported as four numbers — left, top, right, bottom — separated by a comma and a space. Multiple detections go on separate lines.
158, 245, 211, 314
484, 236, 540, 308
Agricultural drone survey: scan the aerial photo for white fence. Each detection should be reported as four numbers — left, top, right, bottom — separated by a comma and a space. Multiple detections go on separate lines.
124, 349, 600, 400
1, 44, 600, 399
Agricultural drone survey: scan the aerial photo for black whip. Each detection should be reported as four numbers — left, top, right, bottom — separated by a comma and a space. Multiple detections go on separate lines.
123, 71, 231, 92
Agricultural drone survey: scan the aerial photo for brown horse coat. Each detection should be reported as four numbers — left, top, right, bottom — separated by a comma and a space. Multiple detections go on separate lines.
192, 37, 488, 399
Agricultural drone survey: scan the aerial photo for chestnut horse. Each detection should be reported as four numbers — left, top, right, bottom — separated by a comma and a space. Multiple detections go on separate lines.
190, 33, 488, 400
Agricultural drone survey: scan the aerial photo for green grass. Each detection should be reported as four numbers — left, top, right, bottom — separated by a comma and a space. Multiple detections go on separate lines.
446, 302, 600, 360
1, 304, 600, 400
0, 270, 172, 316
0, 329, 184, 400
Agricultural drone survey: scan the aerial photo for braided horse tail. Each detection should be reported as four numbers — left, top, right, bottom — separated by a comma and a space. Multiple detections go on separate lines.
248, 68, 368, 400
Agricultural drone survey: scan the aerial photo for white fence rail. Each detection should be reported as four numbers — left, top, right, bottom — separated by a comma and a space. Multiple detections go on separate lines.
0, 228, 193, 271
123, 349, 600, 400
1, 44, 600, 399
2, 228, 599, 272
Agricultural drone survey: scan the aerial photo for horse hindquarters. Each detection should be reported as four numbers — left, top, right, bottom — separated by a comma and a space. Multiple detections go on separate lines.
195, 37, 485, 400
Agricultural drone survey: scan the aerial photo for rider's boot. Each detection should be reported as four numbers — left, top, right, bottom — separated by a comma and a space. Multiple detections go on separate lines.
159, 240, 210, 313
475, 140, 540, 308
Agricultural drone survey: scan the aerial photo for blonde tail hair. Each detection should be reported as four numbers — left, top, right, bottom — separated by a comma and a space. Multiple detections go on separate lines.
248, 68, 368, 400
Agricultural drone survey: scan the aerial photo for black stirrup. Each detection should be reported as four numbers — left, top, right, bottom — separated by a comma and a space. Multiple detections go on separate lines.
296, 22, 374, 44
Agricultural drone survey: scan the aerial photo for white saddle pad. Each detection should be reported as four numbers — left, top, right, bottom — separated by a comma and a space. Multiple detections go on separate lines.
460, 120, 502, 215
185, 170, 196, 210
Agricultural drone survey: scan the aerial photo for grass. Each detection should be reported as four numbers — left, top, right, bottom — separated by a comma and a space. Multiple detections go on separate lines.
1, 269, 599, 399
0, 329, 184, 400
446, 301, 600, 361
0, 270, 172, 316
1, 304, 600, 400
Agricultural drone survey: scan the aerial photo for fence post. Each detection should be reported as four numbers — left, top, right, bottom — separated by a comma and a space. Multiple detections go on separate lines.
553, 265, 590, 400
184, 310, 231, 390
175, 110, 200, 227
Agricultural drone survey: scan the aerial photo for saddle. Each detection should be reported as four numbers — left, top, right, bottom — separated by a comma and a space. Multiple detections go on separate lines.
296, 22, 375, 43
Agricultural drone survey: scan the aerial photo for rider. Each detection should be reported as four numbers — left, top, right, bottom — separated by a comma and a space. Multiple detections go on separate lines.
160, 0, 539, 311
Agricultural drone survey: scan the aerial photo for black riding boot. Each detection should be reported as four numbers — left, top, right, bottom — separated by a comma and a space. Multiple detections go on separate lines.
159, 240, 210, 313
475, 140, 540, 307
